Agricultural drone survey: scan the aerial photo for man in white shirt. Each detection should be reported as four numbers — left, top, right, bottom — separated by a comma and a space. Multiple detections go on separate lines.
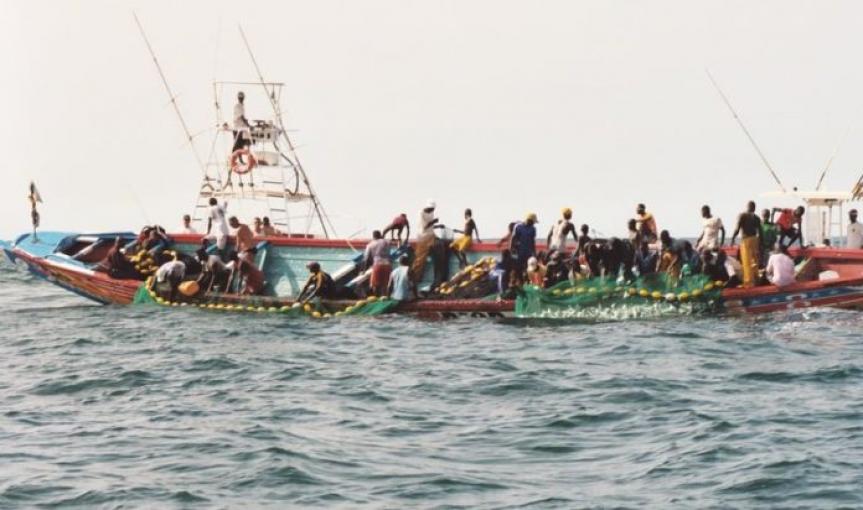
847, 209, 863, 249
410, 200, 439, 288
181, 214, 197, 234
696, 205, 725, 251
232, 91, 250, 153
205, 198, 229, 252
766, 245, 796, 287
155, 256, 186, 301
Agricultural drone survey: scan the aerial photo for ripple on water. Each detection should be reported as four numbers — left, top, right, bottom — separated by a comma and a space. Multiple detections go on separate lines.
1, 266, 863, 508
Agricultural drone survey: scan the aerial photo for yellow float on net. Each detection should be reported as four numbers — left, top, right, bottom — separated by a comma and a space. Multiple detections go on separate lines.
691, 288, 703, 298
704, 283, 715, 291
311, 311, 322, 318
564, 288, 575, 295
576, 287, 586, 294
639, 289, 650, 297
291, 302, 302, 309
678, 292, 689, 302
303, 304, 312, 313
627, 288, 637, 296
714, 280, 725, 288
367, 296, 378, 302
651, 291, 663, 299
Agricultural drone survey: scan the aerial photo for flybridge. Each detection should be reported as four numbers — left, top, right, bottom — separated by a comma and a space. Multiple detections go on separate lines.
134, 15, 335, 239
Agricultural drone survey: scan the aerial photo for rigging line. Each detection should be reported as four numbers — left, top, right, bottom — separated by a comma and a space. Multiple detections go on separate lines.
133, 12, 208, 179
237, 24, 337, 239
816, 124, 852, 191
705, 68, 786, 193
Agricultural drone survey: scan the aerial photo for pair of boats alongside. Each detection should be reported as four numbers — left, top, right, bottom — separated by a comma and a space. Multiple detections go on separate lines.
5, 230, 863, 319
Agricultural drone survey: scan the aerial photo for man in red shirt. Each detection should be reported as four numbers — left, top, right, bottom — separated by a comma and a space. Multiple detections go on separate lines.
772, 206, 805, 248
382, 213, 410, 247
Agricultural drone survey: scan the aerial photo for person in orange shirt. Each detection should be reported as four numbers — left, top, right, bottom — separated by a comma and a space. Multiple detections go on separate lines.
772, 206, 805, 248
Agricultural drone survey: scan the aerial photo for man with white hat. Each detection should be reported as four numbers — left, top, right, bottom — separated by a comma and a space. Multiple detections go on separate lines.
410, 200, 439, 288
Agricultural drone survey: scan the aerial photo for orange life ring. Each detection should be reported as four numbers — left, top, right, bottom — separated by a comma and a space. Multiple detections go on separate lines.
229, 149, 257, 175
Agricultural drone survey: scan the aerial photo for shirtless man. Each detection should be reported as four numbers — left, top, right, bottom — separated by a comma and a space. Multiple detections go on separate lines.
452, 208, 481, 268
546, 208, 578, 254
228, 216, 255, 253
730, 201, 762, 288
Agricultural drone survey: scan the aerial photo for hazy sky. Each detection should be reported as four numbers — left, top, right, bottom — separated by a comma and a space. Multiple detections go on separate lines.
3, 0, 863, 241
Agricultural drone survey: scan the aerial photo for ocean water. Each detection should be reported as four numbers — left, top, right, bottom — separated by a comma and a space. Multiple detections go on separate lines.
1, 259, 862, 509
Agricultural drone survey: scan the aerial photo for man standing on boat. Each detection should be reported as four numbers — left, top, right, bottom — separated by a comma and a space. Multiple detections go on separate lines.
730, 201, 762, 288
27, 182, 42, 242
847, 209, 863, 249
510, 213, 538, 286
382, 213, 410, 247
232, 91, 251, 153
364, 230, 392, 296
635, 203, 658, 244
547, 208, 577, 254
695, 205, 725, 251
410, 201, 439, 290
206, 197, 230, 255
773, 206, 806, 248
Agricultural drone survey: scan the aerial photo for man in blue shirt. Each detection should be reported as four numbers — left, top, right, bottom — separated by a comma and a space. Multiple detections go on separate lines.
509, 213, 538, 285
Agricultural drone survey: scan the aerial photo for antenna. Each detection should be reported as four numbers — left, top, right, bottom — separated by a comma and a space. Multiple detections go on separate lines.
816, 124, 851, 191
237, 24, 337, 239
706, 68, 786, 193
133, 12, 208, 179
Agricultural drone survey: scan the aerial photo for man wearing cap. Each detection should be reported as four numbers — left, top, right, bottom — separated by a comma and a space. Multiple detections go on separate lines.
232, 91, 251, 153
848, 209, 863, 249
547, 208, 577, 254
510, 213, 538, 285
410, 201, 439, 287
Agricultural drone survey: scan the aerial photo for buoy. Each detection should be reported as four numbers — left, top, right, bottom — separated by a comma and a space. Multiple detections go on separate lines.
367, 296, 378, 302
267, 307, 277, 312
291, 302, 302, 309
651, 291, 663, 299
639, 289, 649, 297
678, 292, 689, 301
576, 287, 586, 294
303, 304, 312, 313
665, 293, 677, 301
691, 289, 703, 298
627, 288, 637, 296
704, 283, 715, 291
256, 307, 266, 312
311, 311, 322, 318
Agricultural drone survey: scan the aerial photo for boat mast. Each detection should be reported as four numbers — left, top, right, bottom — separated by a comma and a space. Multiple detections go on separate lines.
133, 13, 208, 179
237, 25, 336, 239
706, 68, 787, 193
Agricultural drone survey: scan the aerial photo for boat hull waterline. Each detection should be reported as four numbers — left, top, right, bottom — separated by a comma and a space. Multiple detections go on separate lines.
7, 232, 863, 318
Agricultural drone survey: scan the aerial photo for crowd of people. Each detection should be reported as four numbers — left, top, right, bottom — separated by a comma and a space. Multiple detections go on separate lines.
97, 193, 863, 305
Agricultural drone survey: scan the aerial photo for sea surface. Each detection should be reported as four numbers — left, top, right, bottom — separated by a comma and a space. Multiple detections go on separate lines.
1, 258, 862, 509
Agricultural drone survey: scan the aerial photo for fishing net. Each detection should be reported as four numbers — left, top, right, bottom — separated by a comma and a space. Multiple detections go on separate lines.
132, 281, 399, 318
434, 257, 499, 299
515, 273, 723, 320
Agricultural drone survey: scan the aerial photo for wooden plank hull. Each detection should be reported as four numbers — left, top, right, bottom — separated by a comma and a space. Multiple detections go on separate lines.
9, 233, 863, 318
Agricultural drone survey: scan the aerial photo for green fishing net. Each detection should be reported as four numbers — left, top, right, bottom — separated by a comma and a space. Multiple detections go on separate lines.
515, 273, 723, 320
